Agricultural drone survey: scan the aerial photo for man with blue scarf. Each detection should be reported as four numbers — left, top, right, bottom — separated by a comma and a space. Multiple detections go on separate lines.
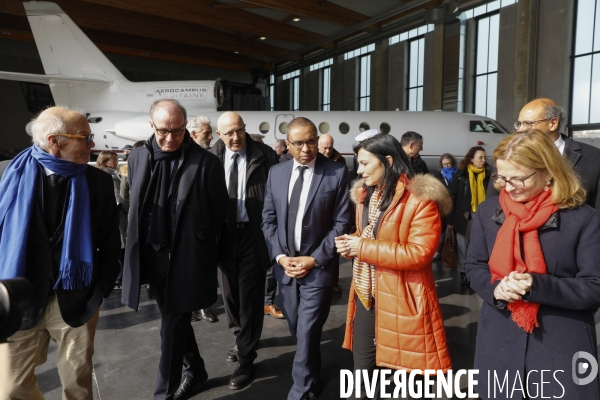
0, 106, 121, 399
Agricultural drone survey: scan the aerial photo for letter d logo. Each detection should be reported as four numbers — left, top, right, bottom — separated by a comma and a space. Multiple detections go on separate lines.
572, 351, 599, 385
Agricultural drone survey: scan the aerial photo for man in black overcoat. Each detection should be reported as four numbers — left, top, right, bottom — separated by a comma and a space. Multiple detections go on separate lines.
210, 111, 278, 390
122, 99, 228, 400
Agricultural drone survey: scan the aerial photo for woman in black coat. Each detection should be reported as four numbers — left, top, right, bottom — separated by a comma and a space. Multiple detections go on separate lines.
464, 130, 600, 399
448, 146, 490, 285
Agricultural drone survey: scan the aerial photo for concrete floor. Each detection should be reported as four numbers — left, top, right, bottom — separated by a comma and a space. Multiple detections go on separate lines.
32, 258, 571, 399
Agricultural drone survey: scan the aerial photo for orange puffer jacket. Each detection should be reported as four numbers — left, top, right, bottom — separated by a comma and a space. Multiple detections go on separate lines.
342, 174, 452, 372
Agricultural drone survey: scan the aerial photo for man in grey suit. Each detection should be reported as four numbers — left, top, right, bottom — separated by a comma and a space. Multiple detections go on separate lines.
262, 117, 353, 400
488, 98, 600, 213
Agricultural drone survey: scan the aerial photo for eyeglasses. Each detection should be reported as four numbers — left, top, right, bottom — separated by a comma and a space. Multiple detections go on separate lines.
513, 119, 549, 130
287, 139, 318, 150
152, 122, 186, 137
492, 171, 537, 189
220, 127, 246, 138
55, 133, 95, 146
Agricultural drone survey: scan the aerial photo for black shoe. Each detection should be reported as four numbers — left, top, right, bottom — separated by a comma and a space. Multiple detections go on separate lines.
309, 375, 322, 398
146, 284, 155, 300
228, 362, 253, 390
460, 271, 470, 288
332, 283, 342, 294
226, 343, 238, 363
192, 309, 217, 323
174, 371, 208, 400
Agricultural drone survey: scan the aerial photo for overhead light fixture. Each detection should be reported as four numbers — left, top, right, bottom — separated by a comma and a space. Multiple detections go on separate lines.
235, 51, 239, 54
293, 17, 300, 22
260, 36, 266, 40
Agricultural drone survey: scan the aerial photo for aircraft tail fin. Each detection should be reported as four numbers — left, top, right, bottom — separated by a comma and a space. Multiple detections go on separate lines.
24, 1, 126, 83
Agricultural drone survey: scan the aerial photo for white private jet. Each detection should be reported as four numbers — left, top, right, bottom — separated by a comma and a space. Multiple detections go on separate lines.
0, 1, 510, 170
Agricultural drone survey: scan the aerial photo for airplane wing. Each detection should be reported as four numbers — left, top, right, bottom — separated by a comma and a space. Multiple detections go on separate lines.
0, 71, 110, 84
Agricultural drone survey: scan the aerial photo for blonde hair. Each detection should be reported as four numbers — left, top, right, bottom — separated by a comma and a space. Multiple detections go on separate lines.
493, 130, 586, 209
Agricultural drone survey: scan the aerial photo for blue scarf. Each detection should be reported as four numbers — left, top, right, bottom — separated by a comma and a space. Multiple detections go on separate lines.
441, 166, 457, 184
0, 145, 93, 290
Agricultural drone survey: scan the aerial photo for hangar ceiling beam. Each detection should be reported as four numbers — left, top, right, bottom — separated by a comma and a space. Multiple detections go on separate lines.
235, 0, 372, 28
1, 0, 287, 60
80, 0, 324, 46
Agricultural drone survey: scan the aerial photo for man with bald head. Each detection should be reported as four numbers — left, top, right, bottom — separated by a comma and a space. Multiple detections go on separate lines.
0, 106, 121, 398
489, 98, 600, 212
123, 99, 228, 399
317, 133, 347, 168
210, 111, 278, 390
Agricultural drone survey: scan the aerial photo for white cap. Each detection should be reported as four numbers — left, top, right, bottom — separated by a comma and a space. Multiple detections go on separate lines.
355, 129, 379, 142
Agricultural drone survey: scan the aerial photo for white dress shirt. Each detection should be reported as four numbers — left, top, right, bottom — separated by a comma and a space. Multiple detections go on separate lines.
276, 157, 316, 262
554, 135, 565, 155
224, 146, 249, 223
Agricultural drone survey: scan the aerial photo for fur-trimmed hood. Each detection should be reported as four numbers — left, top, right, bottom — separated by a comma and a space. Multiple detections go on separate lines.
350, 174, 452, 216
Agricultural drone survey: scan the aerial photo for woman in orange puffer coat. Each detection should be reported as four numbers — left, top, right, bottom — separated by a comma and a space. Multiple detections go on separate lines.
336, 134, 452, 395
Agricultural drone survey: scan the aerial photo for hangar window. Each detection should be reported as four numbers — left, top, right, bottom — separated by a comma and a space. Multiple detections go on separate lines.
571, 0, 600, 128
339, 122, 350, 134
322, 67, 331, 111
319, 122, 330, 134
407, 37, 425, 111
389, 24, 434, 45
380, 122, 391, 134
283, 70, 301, 111
460, 0, 517, 20
268, 74, 275, 111
359, 55, 371, 111
279, 122, 289, 134
359, 122, 370, 132
473, 12, 499, 119
259, 122, 270, 134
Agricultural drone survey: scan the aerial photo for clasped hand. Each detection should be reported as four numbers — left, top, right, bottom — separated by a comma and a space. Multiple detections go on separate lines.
278, 256, 315, 279
335, 234, 360, 259
493, 271, 533, 302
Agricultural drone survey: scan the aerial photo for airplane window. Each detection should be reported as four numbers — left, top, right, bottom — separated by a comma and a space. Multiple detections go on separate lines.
359, 122, 370, 132
485, 120, 508, 133
339, 122, 350, 134
470, 121, 487, 132
259, 122, 270, 134
87, 117, 103, 123
380, 122, 391, 134
279, 122, 289, 134
103, 135, 107, 139
319, 122, 330, 134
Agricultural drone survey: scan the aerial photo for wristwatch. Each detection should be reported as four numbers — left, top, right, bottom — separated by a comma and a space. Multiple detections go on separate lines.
312, 257, 322, 268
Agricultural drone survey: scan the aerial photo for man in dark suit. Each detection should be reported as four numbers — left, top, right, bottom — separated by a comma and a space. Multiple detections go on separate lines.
122, 99, 228, 400
210, 111, 278, 390
0, 106, 121, 399
488, 98, 600, 213
262, 117, 353, 400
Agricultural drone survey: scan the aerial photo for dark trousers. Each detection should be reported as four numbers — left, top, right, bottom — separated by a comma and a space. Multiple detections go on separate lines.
279, 278, 333, 400
148, 248, 205, 400
264, 266, 277, 306
352, 297, 378, 400
218, 227, 266, 363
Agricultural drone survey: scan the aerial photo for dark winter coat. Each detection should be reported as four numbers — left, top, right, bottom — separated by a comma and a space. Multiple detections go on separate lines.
448, 167, 491, 235
210, 134, 278, 271
122, 133, 229, 313
464, 197, 600, 399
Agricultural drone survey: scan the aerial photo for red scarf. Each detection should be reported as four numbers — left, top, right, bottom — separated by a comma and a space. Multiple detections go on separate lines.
488, 189, 559, 333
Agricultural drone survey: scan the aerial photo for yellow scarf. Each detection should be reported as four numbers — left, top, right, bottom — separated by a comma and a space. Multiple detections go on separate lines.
468, 164, 486, 212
